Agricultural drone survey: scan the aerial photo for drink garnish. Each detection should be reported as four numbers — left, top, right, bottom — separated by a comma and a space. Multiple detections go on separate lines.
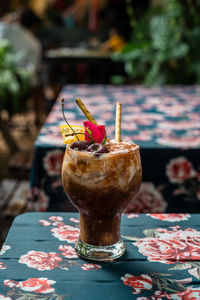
60, 98, 108, 153
60, 125, 85, 144
70, 141, 91, 151
61, 98, 79, 141
75, 98, 98, 125
75, 97, 107, 145
84, 121, 106, 144
115, 102, 121, 143
60, 99, 94, 145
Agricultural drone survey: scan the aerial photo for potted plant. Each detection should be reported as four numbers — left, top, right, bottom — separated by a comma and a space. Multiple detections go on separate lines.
0, 39, 31, 114
0, 39, 31, 151
112, 0, 200, 85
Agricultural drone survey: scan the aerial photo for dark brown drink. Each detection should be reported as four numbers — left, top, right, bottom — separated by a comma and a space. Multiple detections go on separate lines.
62, 139, 142, 260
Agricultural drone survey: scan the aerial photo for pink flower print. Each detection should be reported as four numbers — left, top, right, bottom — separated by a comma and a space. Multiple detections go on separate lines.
121, 274, 153, 294
81, 264, 102, 271
39, 220, 51, 226
19, 251, 62, 271
4, 278, 56, 294
121, 122, 137, 131
126, 214, 139, 219
151, 290, 171, 299
166, 157, 196, 183
70, 218, 80, 223
148, 213, 191, 222
51, 225, 79, 243
0, 262, 7, 269
4, 280, 16, 288
124, 183, 167, 213
58, 245, 78, 258
0, 245, 11, 256
131, 131, 153, 141
49, 216, 63, 222
158, 135, 200, 148
159, 120, 200, 130
169, 287, 200, 299
52, 221, 65, 227
44, 150, 64, 176
133, 235, 200, 264
153, 227, 200, 241
105, 125, 114, 136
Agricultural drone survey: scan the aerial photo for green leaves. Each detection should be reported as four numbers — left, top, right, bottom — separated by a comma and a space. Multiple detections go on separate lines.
150, 15, 188, 60
101, 135, 107, 145
7, 290, 64, 300
150, 16, 170, 50
170, 44, 189, 59
0, 39, 31, 113
151, 272, 186, 293
85, 128, 94, 144
113, 0, 199, 85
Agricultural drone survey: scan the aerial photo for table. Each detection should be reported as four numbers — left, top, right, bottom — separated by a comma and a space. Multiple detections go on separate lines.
45, 47, 112, 60
44, 48, 122, 84
1, 212, 200, 299
30, 85, 200, 213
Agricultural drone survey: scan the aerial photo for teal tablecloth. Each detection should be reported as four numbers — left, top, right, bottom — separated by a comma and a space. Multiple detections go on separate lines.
30, 85, 200, 213
1, 213, 200, 299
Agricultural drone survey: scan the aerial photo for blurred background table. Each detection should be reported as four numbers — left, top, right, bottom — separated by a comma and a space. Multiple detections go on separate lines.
44, 47, 124, 85
30, 85, 200, 213
45, 47, 112, 59
1, 212, 200, 299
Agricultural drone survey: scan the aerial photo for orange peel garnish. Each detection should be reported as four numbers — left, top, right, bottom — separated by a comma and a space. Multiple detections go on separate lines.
59, 125, 85, 145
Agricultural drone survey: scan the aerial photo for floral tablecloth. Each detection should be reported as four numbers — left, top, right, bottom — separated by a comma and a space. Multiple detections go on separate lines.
30, 85, 200, 213
1, 212, 200, 299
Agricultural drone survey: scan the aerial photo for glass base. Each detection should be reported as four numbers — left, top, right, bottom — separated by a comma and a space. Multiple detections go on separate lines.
75, 238, 125, 261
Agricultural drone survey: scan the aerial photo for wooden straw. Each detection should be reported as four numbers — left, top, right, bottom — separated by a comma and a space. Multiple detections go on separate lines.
115, 102, 121, 143
75, 98, 98, 125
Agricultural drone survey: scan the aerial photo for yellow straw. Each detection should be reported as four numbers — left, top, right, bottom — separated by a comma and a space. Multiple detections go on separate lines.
115, 102, 121, 143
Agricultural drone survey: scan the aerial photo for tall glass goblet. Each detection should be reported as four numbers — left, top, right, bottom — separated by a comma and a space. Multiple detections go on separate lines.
62, 141, 142, 261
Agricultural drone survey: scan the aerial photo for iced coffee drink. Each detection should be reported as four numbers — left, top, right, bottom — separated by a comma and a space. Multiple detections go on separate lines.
62, 139, 142, 260
60, 98, 142, 260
